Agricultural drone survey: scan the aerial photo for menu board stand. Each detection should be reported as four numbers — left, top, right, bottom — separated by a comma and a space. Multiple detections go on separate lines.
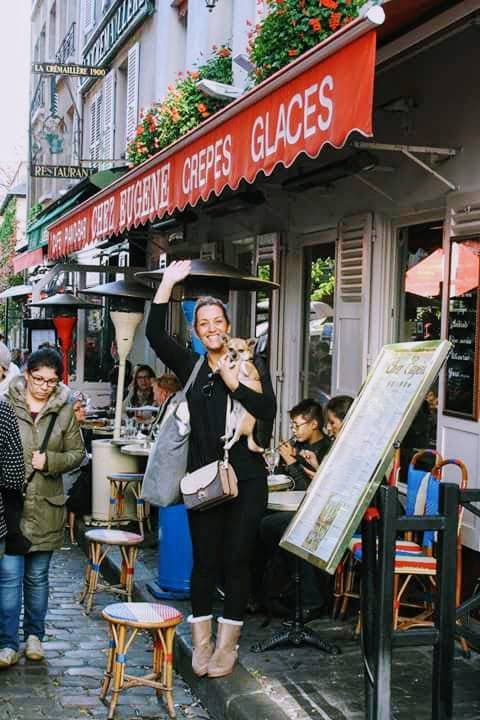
444, 289, 479, 419
281, 340, 451, 574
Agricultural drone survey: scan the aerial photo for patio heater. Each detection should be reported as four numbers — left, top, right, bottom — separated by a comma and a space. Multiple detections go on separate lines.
135, 259, 279, 600
80, 278, 154, 522
29, 292, 96, 385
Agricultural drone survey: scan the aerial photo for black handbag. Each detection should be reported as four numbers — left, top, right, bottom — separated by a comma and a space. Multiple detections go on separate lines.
4, 412, 58, 556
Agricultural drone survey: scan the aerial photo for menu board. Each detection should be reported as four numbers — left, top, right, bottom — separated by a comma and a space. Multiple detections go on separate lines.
444, 290, 478, 418
281, 340, 451, 574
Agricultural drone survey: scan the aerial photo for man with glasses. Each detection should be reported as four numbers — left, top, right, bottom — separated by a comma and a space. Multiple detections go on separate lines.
278, 399, 330, 490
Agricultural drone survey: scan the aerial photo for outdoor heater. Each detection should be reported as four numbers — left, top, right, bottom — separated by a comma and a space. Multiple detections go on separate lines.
81, 279, 153, 440
29, 292, 96, 385
136, 258, 280, 300
80, 278, 153, 523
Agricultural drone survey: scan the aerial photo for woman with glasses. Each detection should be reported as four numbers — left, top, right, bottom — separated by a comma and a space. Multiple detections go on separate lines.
146, 260, 276, 679
0, 348, 85, 668
124, 364, 155, 408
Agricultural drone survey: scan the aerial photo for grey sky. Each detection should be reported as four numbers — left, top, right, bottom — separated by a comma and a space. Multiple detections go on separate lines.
0, 0, 30, 174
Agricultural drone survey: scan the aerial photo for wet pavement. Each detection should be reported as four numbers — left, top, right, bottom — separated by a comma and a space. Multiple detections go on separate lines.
0, 546, 210, 720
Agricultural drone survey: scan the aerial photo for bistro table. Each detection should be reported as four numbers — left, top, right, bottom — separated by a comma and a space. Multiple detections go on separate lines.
121, 443, 151, 457
251, 490, 340, 656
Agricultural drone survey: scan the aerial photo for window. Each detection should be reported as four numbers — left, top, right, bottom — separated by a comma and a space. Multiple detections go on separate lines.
444, 238, 480, 419
84, 0, 96, 37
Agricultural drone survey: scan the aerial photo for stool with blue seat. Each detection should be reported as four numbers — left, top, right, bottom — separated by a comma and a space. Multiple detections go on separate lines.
100, 601, 183, 719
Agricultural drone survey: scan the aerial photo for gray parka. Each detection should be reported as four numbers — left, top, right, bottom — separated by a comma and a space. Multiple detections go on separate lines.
7, 377, 85, 552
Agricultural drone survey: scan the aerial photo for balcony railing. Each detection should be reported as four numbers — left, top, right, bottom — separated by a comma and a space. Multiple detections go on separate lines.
55, 21, 76, 65
31, 78, 45, 115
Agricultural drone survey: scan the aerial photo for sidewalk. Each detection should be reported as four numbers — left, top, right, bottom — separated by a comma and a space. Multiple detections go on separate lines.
76, 525, 480, 720
0, 545, 210, 720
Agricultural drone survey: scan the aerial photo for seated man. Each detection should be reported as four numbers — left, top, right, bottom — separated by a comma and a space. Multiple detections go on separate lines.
152, 374, 181, 407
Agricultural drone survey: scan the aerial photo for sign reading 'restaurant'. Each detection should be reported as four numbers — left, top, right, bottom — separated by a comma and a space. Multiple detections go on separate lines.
48, 31, 376, 260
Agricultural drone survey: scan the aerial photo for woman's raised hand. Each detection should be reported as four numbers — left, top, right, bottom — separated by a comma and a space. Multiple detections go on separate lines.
153, 259, 192, 303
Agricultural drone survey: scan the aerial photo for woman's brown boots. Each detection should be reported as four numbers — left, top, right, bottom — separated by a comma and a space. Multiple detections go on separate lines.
189, 616, 243, 678
207, 617, 243, 678
188, 615, 214, 677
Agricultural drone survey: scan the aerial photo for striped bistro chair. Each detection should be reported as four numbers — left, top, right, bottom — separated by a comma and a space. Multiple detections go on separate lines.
333, 449, 441, 623
100, 602, 183, 719
80, 529, 143, 614
107, 472, 151, 534
393, 457, 469, 655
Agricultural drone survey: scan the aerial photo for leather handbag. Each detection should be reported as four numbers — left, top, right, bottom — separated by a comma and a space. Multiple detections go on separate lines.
181, 397, 238, 511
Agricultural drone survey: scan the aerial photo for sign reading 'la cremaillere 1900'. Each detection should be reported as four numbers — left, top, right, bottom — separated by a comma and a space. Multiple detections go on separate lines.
48, 31, 376, 260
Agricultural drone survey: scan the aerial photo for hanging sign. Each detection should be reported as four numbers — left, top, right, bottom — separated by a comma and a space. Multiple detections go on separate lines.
281, 340, 451, 574
32, 62, 107, 78
48, 29, 377, 259
31, 165, 97, 180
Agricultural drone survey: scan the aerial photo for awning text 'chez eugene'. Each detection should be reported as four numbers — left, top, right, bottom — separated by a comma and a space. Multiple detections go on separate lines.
48, 30, 376, 260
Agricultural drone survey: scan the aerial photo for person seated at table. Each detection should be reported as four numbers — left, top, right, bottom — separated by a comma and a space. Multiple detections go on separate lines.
0, 342, 20, 398
124, 365, 155, 408
257, 395, 353, 619
152, 374, 181, 408
277, 399, 330, 490
64, 392, 91, 540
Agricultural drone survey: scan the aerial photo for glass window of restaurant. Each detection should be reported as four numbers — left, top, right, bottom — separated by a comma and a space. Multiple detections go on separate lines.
397, 222, 443, 469
301, 242, 336, 406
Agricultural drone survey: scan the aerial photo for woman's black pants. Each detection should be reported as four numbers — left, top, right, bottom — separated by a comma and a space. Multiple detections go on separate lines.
187, 474, 267, 621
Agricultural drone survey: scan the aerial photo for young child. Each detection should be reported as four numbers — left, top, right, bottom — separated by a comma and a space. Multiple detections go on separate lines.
278, 399, 331, 489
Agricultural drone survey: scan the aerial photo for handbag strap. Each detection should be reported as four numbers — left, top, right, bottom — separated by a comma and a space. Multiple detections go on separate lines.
26, 412, 58, 485
184, 356, 205, 395
222, 395, 232, 466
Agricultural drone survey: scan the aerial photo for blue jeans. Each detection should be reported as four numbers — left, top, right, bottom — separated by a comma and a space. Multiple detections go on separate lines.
0, 551, 53, 651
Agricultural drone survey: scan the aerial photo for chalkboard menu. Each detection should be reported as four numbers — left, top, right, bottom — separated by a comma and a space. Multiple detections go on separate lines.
445, 290, 479, 418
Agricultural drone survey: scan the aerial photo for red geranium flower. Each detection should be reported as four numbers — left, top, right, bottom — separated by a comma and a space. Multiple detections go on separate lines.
320, 0, 338, 8
328, 12, 342, 30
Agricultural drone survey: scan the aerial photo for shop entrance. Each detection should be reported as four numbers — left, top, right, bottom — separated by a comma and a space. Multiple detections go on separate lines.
301, 240, 336, 405
397, 221, 443, 450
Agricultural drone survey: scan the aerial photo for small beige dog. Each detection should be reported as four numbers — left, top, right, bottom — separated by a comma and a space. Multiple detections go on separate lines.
221, 335, 264, 453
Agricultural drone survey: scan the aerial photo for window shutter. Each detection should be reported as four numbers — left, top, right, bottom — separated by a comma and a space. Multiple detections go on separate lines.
332, 213, 373, 396
102, 70, 116, 169
90, 93, 102, 164
126, 43, 140, 144
447, 194, 480, 238
84, 0, 95, 34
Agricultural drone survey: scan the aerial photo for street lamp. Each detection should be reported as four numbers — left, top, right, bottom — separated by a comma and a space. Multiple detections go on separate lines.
29, 292, 96, 385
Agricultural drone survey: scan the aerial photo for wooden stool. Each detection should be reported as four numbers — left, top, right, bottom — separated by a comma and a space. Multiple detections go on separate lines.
80, 529, 143, 614
108, 473, 150, 533
100, 602, 183, 719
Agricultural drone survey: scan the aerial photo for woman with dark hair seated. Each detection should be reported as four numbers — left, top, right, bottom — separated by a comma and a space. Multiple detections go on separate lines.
0, 349, 85, 668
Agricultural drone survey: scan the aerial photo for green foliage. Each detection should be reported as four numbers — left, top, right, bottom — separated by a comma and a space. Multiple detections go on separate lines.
248, 0, 368, 84
310, 257, 335, 301
0, 198, 23, 333
127, 47, 233, 166
27, 202, 43, 225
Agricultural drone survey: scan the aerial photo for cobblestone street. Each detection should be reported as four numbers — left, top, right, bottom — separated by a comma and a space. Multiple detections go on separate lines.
0, 547, 209, 720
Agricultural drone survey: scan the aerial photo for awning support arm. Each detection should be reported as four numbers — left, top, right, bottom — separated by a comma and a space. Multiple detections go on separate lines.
352, 141, 459, 191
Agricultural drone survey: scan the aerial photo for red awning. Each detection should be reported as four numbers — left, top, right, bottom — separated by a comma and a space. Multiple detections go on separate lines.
48, 14, 381, 260
13, 247, 45, 273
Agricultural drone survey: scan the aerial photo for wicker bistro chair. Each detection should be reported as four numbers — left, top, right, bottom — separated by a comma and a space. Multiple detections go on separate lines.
80, 529, 143, 614
392, 457, 469, 655
107, 472, 151, 534
332, 449, 442, 623
100, 602, 183, 719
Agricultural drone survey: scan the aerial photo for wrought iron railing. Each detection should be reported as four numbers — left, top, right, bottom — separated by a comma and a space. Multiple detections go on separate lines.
55, 21, 76, 65
31, 77, 45, 115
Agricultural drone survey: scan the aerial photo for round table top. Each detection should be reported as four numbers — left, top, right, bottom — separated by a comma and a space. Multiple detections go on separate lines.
121, 443, 151, 457
267, 490, 305, 512
110, 437, 133, 446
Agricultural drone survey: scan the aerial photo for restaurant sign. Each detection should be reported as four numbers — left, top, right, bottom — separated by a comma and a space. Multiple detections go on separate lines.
32, 62, 107, 78
31, 165, 97, 180
83, 0, 155, 69
48, 31, 376, 260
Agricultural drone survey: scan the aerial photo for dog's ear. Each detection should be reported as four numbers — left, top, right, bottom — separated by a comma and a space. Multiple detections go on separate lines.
247, 338, 257, 349
221, 333, 230, 344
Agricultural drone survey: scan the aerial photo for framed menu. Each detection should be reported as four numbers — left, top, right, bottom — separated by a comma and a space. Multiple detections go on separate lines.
281, 340, 451, 574
444, 290, 479, 418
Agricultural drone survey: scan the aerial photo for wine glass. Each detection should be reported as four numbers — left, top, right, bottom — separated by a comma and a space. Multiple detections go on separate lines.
264, 448, 280, 477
